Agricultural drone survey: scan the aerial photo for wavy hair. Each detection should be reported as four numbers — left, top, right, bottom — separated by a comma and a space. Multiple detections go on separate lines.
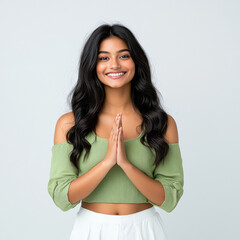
66, 23, 170, 172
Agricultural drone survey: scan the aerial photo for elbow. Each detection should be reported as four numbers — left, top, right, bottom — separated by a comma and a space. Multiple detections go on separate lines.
47, 180, 80, 212
148, 181, 184, 213
160, 182, 184, 213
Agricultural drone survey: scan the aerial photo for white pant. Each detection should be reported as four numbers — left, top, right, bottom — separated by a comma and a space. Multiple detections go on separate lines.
69, 206, 168, 240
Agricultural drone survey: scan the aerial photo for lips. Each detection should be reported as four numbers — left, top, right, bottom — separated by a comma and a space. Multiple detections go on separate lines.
105, 71, 126, 75
105, 71, 126, 79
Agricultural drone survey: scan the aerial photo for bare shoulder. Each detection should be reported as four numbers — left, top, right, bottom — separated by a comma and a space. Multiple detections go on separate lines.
53, 112, 75, 145
164, 114, 179, 144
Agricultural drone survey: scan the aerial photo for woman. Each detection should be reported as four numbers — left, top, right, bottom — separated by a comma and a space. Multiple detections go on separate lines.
48, 23, 184, 240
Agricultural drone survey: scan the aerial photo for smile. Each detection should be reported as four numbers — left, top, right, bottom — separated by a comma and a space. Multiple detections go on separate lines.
106, 72, 126, 79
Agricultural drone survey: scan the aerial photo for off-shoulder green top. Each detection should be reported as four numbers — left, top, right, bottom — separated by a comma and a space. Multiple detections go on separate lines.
47, 130, 184, 213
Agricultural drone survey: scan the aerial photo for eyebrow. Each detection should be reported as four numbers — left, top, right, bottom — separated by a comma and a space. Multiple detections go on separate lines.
98, 49, 130, 54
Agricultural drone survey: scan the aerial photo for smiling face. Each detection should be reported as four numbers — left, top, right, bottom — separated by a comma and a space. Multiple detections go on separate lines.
96, 36, 135, 88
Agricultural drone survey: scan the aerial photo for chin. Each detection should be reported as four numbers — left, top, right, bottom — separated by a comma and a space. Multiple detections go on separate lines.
112, 81, 132, 88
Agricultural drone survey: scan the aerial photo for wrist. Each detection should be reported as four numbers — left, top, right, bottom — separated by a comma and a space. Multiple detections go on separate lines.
102, 158, 115, 169
119, 160, 132, 172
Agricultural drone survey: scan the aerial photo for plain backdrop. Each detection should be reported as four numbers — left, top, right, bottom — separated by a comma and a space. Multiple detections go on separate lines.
1, 0, 239, 239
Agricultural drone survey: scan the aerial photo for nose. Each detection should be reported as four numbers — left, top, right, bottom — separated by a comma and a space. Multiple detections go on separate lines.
110, 58, 120, 69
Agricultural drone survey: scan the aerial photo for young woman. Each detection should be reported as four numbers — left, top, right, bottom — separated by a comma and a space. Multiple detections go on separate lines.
48, 23, 184, 240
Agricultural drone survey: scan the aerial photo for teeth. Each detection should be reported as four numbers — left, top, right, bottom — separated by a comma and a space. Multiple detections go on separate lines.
107, 72, 125, 76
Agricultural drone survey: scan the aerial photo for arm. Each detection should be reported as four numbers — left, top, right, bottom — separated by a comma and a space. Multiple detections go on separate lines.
120, 162, 165, 206
120, 115, 184, 213
147, 142, 184, 213
47, 113, 113, 211
68, 160, 113, 204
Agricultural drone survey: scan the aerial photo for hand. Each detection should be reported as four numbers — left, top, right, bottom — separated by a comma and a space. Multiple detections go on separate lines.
116, 113, 129, 168
104, 113, 120, 168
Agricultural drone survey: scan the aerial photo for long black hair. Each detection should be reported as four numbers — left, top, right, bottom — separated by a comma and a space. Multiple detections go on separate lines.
66, 23, 170, 172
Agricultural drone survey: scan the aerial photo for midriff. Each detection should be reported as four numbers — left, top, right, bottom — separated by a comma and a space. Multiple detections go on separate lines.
81, 202, 153, 215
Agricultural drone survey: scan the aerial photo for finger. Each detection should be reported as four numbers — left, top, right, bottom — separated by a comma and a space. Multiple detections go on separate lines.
120, 112, 122, 127
116, 115, 121, 131
113, 114, 118, 125
118, 127, 121, 141
120, 126, 123, 141
114, 130, 117, 142
116, 128, 119, 142
117, 128, 119, 143
114, 114, 120, 128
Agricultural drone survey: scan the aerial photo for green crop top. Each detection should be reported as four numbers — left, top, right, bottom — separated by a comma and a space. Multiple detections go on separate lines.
47, 130, 184, 213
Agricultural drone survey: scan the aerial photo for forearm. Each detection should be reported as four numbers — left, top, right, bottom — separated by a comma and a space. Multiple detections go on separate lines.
120, 161, 165, 206
68, 159, 113, 204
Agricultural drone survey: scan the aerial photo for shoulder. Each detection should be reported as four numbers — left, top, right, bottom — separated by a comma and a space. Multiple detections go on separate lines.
164, 114, 179, 144
54, 112, 75, 145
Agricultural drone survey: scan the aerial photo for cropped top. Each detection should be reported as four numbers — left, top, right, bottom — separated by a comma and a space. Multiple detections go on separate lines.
47, 129, 184, 213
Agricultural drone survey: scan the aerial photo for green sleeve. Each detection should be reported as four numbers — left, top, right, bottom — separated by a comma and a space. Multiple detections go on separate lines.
47, 142, 80, 211
147, 143, 184, 213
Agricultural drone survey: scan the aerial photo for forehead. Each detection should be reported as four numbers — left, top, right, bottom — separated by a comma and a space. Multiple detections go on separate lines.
98, 36, 128, 52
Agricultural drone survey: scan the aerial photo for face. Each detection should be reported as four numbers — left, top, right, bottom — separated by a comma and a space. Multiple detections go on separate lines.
96, 36, 135, 88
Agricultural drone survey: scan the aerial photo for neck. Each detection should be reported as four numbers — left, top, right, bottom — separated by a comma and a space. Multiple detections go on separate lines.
101, 82, 135, 115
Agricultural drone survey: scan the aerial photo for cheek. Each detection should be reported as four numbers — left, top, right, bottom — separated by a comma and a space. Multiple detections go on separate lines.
96, 63, 105, 75
129, 61, 135, 74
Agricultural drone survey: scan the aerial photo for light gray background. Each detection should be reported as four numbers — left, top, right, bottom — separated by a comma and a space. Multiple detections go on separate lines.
1, 0, 239, 239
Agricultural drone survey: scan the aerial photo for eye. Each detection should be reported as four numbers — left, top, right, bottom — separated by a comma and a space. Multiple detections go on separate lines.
98, 56, 108, 61
98, 55, 130, 61
120, 55, 130, 59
